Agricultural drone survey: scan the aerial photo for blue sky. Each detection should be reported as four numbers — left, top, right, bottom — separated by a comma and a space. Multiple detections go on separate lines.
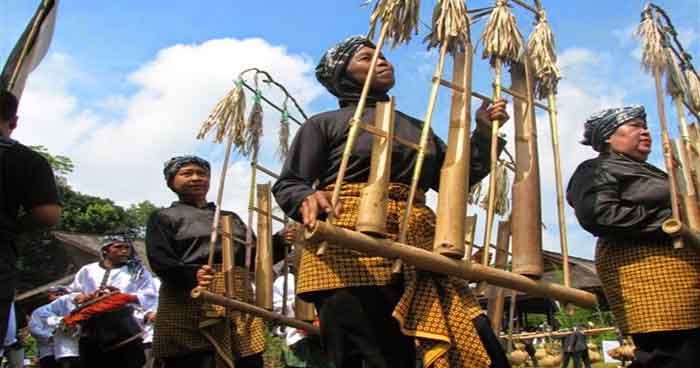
2, 0, 699, 259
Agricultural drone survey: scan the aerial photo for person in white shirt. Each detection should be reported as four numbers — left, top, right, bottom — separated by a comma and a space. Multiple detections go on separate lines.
135, 277, 159, 368
1, 302, 21, 368
29, 288, 81, 368
69, 234, 156, 368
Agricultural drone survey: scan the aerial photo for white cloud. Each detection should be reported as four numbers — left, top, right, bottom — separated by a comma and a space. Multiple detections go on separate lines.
15, 38, 323, 219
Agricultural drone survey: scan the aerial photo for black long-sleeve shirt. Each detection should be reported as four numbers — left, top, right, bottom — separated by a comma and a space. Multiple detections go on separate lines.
566, 152, 672, 242
272, 105, 504, 221
146, 202, 285, 290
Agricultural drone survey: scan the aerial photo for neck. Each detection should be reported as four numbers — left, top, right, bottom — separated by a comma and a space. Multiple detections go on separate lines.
179, 195, 207, 208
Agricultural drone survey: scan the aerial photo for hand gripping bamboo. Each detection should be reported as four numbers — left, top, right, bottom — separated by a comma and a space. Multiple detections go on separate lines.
255, 183, 274, 310
356, 98, 395, 236
433, 46, 474, 258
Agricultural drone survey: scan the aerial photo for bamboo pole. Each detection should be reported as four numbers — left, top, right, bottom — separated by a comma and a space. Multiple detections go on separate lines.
317, 22, 391, 256
434, 45, 474, 258
502, 327, 617, 341
245, 152, 259, 269
507, 289, 518, 352
662, 218, 700, 250
220, 215, 236, 298
653, 68, 685, 249
191, 288, 320, 335
305, 221, 598, 308
487, 220, 511, 332
255, 183, 274, 310
207, 135, 235, 267
464, 214, 478, 262
674, 96, 700, 215
510, 60, 544, 278
356, 98, 395, 236
480, 58, 503, 273
545, 93, 571, 290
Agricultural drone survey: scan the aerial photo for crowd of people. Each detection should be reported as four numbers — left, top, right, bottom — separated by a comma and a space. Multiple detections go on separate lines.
1, 33, 699, 368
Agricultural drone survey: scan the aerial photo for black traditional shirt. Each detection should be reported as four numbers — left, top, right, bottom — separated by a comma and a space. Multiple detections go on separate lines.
146, 202, 284, 290
272, 105, 504, 221
567, 152, 672, 242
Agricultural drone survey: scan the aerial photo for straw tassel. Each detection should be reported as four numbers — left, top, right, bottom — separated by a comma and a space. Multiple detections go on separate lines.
425, 0, 470, 52
245, 91, 264, 156
665, 48, 687, 97
368, 0, 420, 47
277, 103, 290, 160
197, 80, 246, 147
684, 67, 700, 113
527, 9, 561, 99
469, 182, 482, 205
480, 161, 510, 216
481, 0, 523, 66
636, 10, 670, 74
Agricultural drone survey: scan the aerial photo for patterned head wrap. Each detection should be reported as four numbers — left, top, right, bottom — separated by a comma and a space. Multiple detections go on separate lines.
163, 155, 210, 183
582, 105, 647, 152
47, 285, 69, 294
315, 35, 390, 107
100, 234, 145, 280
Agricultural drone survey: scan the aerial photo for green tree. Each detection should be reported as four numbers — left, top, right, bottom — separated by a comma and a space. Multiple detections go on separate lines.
125, 200, 160, 238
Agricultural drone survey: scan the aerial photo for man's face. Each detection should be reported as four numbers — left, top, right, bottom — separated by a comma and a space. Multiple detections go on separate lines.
0, 116, 17, 138
104, 242, 132, 265
345, 46, 395, 92
607, 118, 652, 161
170, 163, 210, 198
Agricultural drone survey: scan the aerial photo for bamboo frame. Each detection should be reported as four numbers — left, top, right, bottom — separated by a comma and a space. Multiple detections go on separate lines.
506, 289, 517, 352
317, 21, 392, 256
674, 96, 700, 212
502, 327, 617, 341
510, 60, 544, 278
434, 45, 474, 258
220, 215, 236, 298
486, 220, 511, 332
255, 183, 274, 310
191, 288, 320, 335
305, 221, 598, 307
464, 214, 478, 261
244, 151, 259, 269
356, 99, 395, 236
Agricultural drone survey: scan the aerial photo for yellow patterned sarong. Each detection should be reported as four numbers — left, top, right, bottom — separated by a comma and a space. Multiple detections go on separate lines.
153, 265, 265, 367
298, 183, 491, 367
596, 238, 700, 334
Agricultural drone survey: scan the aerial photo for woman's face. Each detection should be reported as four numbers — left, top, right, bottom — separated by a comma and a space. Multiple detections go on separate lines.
170, 163, 210, 199
606, 118, 652, 161
345, 46, 395, 92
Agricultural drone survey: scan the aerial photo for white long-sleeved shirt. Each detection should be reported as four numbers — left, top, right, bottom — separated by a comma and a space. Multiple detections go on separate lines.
28, 295, 80, 359
69, 262, 157, 309
272, 274, 304, 346
133, 277, 160, 344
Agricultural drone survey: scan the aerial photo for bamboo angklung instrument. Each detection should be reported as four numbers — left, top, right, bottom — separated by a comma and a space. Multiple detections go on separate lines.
510, 60, 544, 278
191, 288, 320, 335
464, 214, 478, 261
304, 221, 598, 307
356, 98, 395, 236
196, 79, 247, 266
637, 6, 688, 249
220, 215, 236, 298
255, 183, 274, 310
479, 0, 524, 273
527, 1, 571, 292
486, 220, 511, 332
316, 0, 419, 256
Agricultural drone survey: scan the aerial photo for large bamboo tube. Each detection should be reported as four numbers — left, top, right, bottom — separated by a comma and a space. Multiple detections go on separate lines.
318, 22, 392, 256
674, 96, 700, 220
434, 46, 474, 258
220, 215, 236, 298
191, 288, 320, 335
672, 137, 700, 232
510, 61, 544, 277
662, 218, 700, 250
305, 221, 597, 307
486, 220, 511, 332
356, 98, 395, 236
255, 183, 273, 310
653, 68, 685, 249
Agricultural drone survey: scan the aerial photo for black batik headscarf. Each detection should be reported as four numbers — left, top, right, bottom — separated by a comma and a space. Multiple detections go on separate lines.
315, 35, 391, 107
162, 155, 211, 184
581, 105, 647, 152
